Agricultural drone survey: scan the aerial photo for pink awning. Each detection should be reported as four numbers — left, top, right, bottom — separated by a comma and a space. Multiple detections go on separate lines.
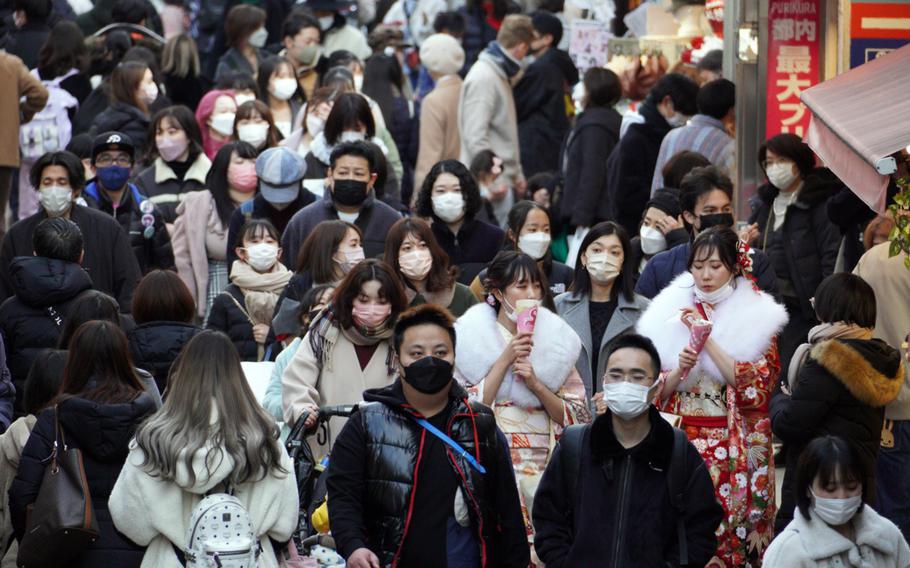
801, 43, 910, 213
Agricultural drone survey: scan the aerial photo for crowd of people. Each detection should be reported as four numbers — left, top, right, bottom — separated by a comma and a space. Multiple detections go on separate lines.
0, 0, 909, 566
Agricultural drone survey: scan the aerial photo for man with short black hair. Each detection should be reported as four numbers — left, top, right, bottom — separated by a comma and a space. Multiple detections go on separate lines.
326, 304, 529, 568
635, 166, 778, 299
282, 141, 401, 263
0, 218, 93, 409
281, 10, 328, 99
533, 333, 723, 567
651, 79, 736, 193
0, 150, 140, 311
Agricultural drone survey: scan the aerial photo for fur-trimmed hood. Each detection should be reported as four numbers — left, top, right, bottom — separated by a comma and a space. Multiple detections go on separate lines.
810, 338, 905, 407
454, 303, 582, 408
635, 272, 788, 386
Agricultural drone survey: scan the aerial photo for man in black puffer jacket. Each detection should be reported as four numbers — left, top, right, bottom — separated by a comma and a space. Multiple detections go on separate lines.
326, 305, 529, 568
0, 218, 92, 411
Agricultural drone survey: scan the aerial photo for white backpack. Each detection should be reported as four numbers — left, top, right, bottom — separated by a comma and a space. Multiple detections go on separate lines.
180, 492, 261, 568
19, 69, 79, 160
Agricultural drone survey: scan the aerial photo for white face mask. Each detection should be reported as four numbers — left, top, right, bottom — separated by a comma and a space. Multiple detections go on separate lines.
318, 15, 335, 31
249, 27, 268, 48
270, 78, 298, 101
141, 82, 159, 104
353, 74, 364, 92
336, 247, 365, 274
811, 489, 862, 526
500, 295, 539, 323
518, 232, 551, 260
432, 192, 465, 223
666, 112, 689, 127
306, 115, 325, 135
694, 275, 735, 305
234, 94, 256, 106
245, 242, 279, 272
238, 123, 270, 149
639, 226, 667, 255
767, 162, 799, 191
210, 112, 236, 137
339, 130, 365, 143
399, 249, 432, 280
585, 253, 621, 284
602, 380, 659, 420
38, 185, 73, 217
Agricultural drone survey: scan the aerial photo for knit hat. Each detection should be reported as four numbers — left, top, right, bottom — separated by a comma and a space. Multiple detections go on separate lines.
646, 187, 682, 218
91, 132, 136, 163
256, 147, 307, 205
420, 33, 465, 76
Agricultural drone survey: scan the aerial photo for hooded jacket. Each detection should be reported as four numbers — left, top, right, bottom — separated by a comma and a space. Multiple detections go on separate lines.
82, 180, 175, 275
771, 338, 905, 532
9, 392, 157, 567
748, 167, 842, 317
90, 102, 152, 158
128, 322, 202, 392
533, 407, 724, 568
325, 379, 529, 568
109, 409, 299, 568
0, 257, 92, 400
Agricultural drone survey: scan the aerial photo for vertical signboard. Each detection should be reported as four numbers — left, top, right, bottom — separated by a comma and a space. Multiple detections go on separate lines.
766, 0, 822, 138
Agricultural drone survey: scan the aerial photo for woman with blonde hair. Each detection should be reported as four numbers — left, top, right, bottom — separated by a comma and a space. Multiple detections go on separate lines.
110, 330, 298, 567
161, 34, 206, 111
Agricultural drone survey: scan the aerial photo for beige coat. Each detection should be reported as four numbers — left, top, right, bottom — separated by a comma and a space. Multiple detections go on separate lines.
281, 323, 396, 459
172, 190, 227, 318
458, 52, 523, 184
415, 74, 463, 192
0, 416, 35, 568
0, 53, 48, 167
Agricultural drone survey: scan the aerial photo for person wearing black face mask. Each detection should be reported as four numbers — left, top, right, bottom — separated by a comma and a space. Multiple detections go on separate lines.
283, 141, 401, 263
635, 166, 779, 300
325, 304, 529, 568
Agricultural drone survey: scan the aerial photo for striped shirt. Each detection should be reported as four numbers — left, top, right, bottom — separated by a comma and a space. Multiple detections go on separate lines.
650, 114, 735, 195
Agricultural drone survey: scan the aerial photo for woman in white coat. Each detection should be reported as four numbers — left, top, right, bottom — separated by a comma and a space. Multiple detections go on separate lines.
109, 331, 299, 568
763, 435, 910, 567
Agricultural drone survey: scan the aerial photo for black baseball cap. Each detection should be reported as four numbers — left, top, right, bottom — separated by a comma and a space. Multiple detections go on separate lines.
91, 132, 136, 163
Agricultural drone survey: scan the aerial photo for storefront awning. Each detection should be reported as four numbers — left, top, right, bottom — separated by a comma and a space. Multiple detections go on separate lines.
801, 43, 910, 213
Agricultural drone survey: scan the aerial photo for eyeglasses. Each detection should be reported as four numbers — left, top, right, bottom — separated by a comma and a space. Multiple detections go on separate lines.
604, 371, 652, 383
95, 155, 132, 167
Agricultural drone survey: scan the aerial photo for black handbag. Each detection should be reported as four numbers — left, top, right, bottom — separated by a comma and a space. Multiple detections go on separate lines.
17, 405, 100, 568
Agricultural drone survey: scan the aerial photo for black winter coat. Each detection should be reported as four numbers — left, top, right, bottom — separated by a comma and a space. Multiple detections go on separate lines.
82, 181, 174, 274
4, 23, 51, 70
226, 192, 315, 266
89, 102, 152, 158
748, 168, 841, 319
0, 206, 141, 312
771, 338, 904, 532
604, 102, 673, 237
206, 284, 279, 361
9, 392, 157, 567
326, 380, 529, 568
0, 257, 92, 405
430, 218, 505, 285
533, 407, 724, 568
128, 321, 201, 392
556, 106, 622, 230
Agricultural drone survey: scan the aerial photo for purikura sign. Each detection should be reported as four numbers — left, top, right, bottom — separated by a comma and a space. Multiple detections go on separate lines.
766, 0, 822, 138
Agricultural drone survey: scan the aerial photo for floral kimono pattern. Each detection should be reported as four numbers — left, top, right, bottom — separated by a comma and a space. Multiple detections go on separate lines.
662, 339, 780, 568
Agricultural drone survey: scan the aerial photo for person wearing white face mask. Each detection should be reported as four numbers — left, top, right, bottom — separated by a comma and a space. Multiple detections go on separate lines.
532, 334, 724, 568
416, 160, 505, 285
214, 5, 270, 83
196, 89, 239, 160
556, 221, 650, 404
630, 188, 690, 282
636, 226, 789, 566
259, 56, 304, 140
90, 62, 156, 159
454, 250, 589, 560
764, 435, 910, 567
208, 219, 292, 361
234, 100, 281, 152
470, 201, 574, 300
748, 133, 842, 374
385, 218, 478, 318
280, 88, 337, 162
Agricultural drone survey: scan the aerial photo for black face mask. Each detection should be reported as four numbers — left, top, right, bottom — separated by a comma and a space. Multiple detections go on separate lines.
698, 212, 735, 231
403, 356, 454, 395
332, 179, 369, 207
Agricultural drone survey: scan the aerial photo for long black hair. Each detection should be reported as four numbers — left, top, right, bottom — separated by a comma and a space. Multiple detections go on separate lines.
570, 221, 634, 302
207, 141, 258, 228
505, 200, 554, 275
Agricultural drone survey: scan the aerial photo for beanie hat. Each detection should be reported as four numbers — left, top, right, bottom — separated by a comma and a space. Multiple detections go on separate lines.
646, 187, 682, 219
420, 33, 465, 77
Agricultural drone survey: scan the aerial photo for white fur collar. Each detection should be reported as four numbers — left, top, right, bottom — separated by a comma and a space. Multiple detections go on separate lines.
635, 272, 788, 387
309, 132, 390, 166
454, 303, 581, 408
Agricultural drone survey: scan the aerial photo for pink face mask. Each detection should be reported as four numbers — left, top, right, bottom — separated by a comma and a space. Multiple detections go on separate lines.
228, 162, 258, 193
352, 302, 392, 334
